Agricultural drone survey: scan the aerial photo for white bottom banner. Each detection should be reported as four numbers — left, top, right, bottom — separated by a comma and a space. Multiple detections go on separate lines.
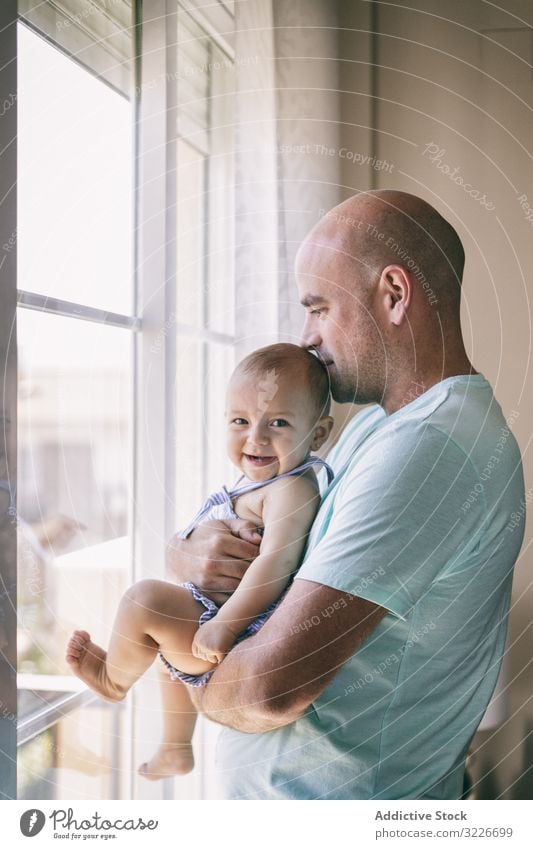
2, 800, 532, 848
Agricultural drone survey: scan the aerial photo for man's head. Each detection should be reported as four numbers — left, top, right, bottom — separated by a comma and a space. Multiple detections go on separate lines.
226, 343, 334, 481
296, 190, 469, 408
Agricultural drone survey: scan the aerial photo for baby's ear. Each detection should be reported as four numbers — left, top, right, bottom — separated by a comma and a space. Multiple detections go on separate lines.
311, 416, 334, 450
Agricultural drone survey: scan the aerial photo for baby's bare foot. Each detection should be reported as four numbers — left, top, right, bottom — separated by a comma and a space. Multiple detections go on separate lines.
138, 743, 194, 780
66, 630, 126, 703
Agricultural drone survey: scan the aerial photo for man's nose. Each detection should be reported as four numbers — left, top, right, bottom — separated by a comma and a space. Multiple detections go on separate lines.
299, 315, 322, 349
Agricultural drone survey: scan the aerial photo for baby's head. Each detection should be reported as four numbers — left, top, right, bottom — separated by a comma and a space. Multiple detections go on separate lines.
225, 343, 334, 481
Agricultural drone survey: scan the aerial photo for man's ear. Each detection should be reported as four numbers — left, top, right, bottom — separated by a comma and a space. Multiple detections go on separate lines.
379, 264, 412, 326
310, 416, 334, 450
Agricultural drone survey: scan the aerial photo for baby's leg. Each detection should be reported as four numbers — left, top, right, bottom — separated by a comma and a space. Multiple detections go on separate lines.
138, 663, 197, 780
66, 579, 214, 702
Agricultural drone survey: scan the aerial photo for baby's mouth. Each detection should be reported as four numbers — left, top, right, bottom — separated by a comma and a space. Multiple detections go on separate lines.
244, 454, 276, 467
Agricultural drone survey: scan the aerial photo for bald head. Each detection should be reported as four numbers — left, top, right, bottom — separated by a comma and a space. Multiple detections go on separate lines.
299, 190, 465, 312
296, 191, 474, 410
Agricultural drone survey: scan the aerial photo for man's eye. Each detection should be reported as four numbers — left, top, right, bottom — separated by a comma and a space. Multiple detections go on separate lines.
231, 418, 248, 425
310, 309, 323, 317
271, 419, 289, 427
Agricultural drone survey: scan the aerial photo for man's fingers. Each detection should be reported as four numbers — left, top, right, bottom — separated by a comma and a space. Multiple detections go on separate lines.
226, 518, 263, 545
165, 518, 260, 598
214, 559, 252, 581
226, 519, 261, 548
238, 527, 263, 545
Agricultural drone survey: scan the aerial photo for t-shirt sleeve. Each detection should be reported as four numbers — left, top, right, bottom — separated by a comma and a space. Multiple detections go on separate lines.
295, 423, 483, 619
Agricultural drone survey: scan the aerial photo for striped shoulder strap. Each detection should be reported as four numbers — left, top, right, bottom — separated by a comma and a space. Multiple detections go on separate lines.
229, 455, 334, 499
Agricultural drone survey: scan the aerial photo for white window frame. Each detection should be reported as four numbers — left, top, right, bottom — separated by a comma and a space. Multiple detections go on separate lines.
134, 0, 236, 801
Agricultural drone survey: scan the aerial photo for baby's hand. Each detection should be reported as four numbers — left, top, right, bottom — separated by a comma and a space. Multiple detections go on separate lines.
191, 619, 238, 665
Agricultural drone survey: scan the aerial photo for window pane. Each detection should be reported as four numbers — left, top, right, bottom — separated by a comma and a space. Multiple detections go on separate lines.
205, 343, 235, 494
17, 310, 131, 678
175, 336, 203, 531
205, 43, 235, 337
17, 23, 133, 314
177, 139, 205, 329
17, 700, 128, 800
174, 339, 235, 540
177, 22, 234, 337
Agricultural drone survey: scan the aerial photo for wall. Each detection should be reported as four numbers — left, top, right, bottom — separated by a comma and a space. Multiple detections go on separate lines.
338, 0, 533, 798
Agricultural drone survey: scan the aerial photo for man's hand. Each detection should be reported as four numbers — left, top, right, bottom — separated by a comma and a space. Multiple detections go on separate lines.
191, 619, 238, 665
166, 519, 262, 605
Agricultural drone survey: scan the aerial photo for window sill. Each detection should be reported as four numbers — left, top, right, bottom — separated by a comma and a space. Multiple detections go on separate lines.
17, 673, 117, 747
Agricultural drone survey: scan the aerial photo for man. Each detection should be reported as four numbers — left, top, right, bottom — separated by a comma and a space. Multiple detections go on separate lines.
168, 190, 525, 799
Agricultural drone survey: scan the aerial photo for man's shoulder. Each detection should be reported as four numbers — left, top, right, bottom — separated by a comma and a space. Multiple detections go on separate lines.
328, 405, 385, 469
336, 405, 385, 445
335, 417, 479, 503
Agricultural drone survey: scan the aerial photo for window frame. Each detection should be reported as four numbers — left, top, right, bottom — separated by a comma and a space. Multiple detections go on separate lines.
134, 0, 236, 801
0, 0, 18, 802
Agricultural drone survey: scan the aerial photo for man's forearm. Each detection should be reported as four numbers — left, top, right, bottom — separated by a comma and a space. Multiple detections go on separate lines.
188, 636, 303, 733
188, 580, 388, 734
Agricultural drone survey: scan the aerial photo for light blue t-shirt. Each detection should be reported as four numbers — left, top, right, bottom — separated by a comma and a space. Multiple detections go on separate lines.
215, 375, 525, 799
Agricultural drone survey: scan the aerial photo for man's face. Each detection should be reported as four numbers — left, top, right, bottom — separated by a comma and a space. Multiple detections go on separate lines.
296, 238, 386, 405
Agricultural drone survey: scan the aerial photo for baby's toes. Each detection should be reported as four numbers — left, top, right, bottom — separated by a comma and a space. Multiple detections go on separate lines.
73, 629, 90, 643
66, 631, 89, 658
66, 642, 81, 661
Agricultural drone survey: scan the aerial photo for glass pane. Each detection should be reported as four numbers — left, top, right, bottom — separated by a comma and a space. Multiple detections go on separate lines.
205, 42, 235, 336
17, 310, 131, 678
174, 340, 235, 538
205, 343, 235, 494
17, 24, 133, 314
177, 13, 210, 151
177, 139, 205, 328
175, 336, 203, 531
17, 701, 128, 800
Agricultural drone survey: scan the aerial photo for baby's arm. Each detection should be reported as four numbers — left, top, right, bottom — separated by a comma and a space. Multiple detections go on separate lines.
191, 475, 320, 662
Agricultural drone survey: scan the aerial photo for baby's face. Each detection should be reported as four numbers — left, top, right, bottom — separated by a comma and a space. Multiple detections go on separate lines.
225, 370, 324, 481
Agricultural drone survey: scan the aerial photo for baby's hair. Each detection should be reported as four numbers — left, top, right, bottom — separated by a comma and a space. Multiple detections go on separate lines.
233, 343, 331, 419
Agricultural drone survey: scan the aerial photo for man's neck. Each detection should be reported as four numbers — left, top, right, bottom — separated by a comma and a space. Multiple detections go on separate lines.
382, 359, 478, 416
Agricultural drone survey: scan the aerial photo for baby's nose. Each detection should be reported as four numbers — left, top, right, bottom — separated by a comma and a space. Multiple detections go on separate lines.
249, 425, 269, 445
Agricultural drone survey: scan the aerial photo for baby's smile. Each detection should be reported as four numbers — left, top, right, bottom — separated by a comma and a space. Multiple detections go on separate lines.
244, 453, 277, 468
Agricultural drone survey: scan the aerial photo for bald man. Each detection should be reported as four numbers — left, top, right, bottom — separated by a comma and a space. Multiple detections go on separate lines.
168, 191, 525, 800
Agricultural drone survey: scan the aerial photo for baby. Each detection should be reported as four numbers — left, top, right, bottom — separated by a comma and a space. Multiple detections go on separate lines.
66, 343, 334, 779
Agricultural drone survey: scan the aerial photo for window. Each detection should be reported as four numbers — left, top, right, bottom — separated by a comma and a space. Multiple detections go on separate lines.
176, 10, 235, 534
8, 0, 237, 801
16, 8, 135, 799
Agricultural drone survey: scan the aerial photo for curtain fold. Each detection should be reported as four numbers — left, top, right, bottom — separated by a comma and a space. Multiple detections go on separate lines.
233, 0, 342, 350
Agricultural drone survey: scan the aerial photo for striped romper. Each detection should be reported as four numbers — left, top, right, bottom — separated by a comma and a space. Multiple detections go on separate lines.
159, 455, 334, 687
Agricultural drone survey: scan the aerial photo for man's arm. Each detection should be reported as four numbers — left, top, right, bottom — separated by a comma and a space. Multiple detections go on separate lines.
188, 578, 387, 732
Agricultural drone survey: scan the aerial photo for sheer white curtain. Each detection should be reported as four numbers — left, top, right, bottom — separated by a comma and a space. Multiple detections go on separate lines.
233, 0, 342, 354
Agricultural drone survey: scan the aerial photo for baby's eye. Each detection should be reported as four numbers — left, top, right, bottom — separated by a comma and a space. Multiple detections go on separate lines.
231, 417, 248, 425
271, 418, 289, 427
